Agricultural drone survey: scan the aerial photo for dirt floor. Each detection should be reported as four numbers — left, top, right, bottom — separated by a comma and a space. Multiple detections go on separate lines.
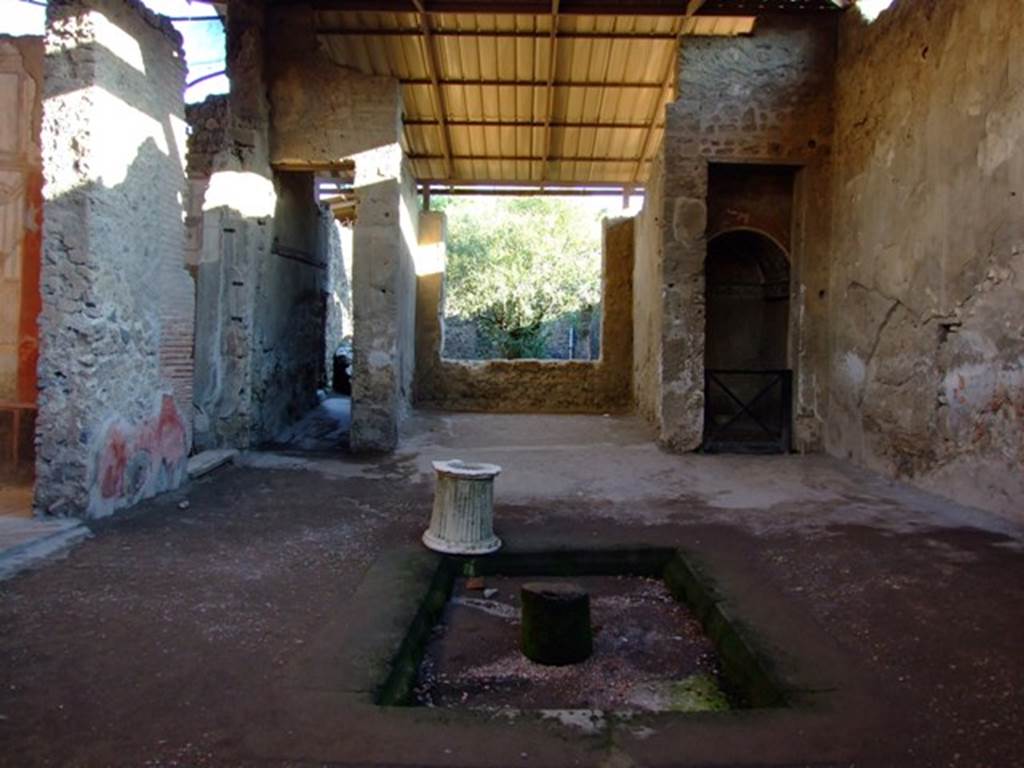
1, 411, 1023, 766
416, 575, 725, 712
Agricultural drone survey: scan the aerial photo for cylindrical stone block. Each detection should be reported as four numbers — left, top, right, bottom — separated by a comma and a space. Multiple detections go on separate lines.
520, 582, 593, 666
422, 459, 502, 554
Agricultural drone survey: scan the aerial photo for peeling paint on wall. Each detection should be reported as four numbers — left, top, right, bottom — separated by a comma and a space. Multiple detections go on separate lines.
828, 0, 1024, 520
91, 394, 188, 517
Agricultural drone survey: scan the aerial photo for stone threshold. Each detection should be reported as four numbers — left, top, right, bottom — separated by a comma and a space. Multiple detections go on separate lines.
0, 515, 90, 581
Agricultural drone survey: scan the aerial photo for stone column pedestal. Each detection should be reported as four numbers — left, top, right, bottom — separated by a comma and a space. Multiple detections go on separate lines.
422, 459, 502, 554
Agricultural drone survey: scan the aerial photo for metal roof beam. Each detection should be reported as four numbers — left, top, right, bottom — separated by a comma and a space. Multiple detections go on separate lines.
295, 0, 843, 13
318, 27, 682, 41
421, 186, 645, 197
629, 0, 704, 185
404, 118, 664, 129
418, 177, 646, 191
411, 0, 455, 181
539, 0, 560, 186
400, 77, 665, 88
409, 153, 649, 162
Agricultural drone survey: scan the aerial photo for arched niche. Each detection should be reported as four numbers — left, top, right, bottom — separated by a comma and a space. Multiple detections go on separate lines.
704, 228, 790, 372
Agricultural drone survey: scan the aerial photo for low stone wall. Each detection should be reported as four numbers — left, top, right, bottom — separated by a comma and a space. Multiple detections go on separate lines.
442, 311, 600, 361
416, 217, 633, 413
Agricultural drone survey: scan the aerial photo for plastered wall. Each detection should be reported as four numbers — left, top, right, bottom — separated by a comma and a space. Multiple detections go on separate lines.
637, 15, 836, 450
37, 0, 193, 517
0, 36, 43, 408
253, 171, 327, 442
417, 216, 634, 413
265, 2, 418, 452
827, 0, 1024, 519
633, 147, 665, 428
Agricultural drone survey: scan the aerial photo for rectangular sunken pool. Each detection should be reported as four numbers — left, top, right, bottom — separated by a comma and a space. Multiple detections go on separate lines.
376, 548, 785, 713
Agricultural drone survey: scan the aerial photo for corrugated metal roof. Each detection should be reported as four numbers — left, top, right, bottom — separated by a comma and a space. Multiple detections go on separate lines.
313, 5, 832, 189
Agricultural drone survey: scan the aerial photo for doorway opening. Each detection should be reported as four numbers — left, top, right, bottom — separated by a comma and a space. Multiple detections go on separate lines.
262, 172, 354, 454
702, 229, 792, 453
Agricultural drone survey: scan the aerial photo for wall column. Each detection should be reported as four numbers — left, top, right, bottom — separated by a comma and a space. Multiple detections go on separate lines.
37, 0, 193, 517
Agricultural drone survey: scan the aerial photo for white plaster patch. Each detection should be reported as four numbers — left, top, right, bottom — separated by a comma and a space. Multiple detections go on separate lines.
450, 596, 518, 621
977, 86, 1024, 174
838, 352, 867, 392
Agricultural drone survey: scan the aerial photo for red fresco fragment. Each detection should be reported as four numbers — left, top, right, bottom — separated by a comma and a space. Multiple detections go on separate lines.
96, 395, 187, 501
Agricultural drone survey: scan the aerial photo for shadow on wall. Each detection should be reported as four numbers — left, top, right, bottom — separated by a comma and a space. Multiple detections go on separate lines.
36, 0, 194, 518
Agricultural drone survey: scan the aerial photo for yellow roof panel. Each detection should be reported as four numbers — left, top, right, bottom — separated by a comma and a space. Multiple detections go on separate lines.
317, 9, 759, 188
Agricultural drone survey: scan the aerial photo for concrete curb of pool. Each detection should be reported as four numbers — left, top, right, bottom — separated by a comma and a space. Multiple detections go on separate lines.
278, 538, 880, 767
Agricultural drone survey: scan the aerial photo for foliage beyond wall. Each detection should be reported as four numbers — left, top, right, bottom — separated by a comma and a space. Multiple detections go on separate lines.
436, 196, 609, 360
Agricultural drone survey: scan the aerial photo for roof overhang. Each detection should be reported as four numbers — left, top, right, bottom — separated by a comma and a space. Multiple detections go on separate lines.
277, 0, 849, 191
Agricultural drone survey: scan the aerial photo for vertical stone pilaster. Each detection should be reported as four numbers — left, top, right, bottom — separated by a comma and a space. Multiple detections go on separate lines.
348, 147, 416, 453
658, 157, 708, 451
414, 210, 446, 401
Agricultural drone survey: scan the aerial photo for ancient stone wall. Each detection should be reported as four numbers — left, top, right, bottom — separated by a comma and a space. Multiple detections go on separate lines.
189, 0, 326, 452
827, 0, 1024, 519
632, 147, 665, 427
251, 171, 327, 442
644, 15, 836, 450
0, 36, 43, 406
322, 214, 351, 390
37, 0, 192, 517
416, 217, 634, 413
263, 3, 418, 452
707, 164, 794, 248
349, 150, 418, 450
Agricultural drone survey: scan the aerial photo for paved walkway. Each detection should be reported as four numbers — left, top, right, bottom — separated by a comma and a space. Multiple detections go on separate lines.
0, 512, 88, 581
0, 411, 1021, 766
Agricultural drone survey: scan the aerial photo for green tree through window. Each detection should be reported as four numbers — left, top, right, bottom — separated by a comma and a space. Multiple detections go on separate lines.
436, 196, 610, 359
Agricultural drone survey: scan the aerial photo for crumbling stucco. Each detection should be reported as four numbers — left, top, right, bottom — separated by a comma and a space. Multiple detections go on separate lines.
636, 15, 836, 452
349, 150, 419, 450
633, 147, 665, 428
189, 1, 334, 450
253, 171, 328, 442
37, 0, 193, 517
827, 0, 1024, 519
262, 6, 418, 453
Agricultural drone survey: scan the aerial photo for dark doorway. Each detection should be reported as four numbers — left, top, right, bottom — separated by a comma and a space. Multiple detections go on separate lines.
703, 230, 792, 453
